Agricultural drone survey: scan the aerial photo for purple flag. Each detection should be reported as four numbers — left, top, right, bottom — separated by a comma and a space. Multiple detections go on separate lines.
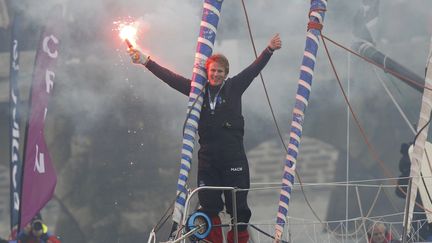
20, 7, 62, 230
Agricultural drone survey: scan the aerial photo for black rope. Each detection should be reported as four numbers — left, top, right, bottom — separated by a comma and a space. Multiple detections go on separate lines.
239, 0, 288, 153
153, 191, 181, 233
240, 0, 327, 231
249, 224, 289, 243
153, 201, 174, 233
413, 113, 432, 146
153, 83, 208, 236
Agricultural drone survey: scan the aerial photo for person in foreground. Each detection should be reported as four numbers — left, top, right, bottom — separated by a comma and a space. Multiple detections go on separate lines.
17, 214, 61, 243
129, 33, 282, 243
368, 222, 401, 243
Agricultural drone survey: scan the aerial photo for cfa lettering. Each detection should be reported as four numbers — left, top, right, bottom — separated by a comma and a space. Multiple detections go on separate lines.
43, 34, 57, 120
32, 33, 58, 174
42, 35, 58, 58
14, 192, 19, 211
34, 144, 46, 173
12, 39, 19, 71
43, 34, 57, 94
45, 70, 54, 93
43, 70, 55, 121
10, 89, 20, 210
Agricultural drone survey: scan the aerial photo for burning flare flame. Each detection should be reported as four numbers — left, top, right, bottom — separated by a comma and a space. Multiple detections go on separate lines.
114, 20, 139, 48
119, 25, 137, 46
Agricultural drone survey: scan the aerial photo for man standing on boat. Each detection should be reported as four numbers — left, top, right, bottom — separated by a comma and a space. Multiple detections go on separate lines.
128, 34, 282, 243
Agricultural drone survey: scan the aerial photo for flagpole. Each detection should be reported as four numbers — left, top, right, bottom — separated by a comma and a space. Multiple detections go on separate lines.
9, 12, 22, 238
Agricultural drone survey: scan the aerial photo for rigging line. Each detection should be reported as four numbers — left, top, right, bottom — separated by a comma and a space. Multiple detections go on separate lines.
219, 217, 292, 243
420, 174, 432, 212
321, 34, 432, 215
239, 0, 287, 152
346, 50, 351, 242
260, 214, 422, 225
153, 203, 173, 233
374, 68, 432, 204
372, 67, 432, 213
249, 224, 289, 243
387, 74, 418, 120
284, 213, 398, 224
413, 114, 432, 145
174, 224, 185, 239
412, 114, 432, 210
156, 83, 207, 234
52, 194, 87, 242
249, 182, 407, 191
382, 183, 404, 214
251, 175, 424, 186
320, 34, 406, 218
153, 191, 181, 233
326, 185, 383, 238
154, 184, 197, 233
373, 67, 416, 135
320, 34, 394, 179
239, 0, 326, 228
321, 34, 432, 92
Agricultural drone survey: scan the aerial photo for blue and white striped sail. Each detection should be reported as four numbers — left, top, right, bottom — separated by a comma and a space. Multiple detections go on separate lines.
173, 0, 224, 225
274, 0, 327, 240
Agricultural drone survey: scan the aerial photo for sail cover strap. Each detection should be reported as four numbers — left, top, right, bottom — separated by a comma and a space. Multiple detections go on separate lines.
172, 0, 224, 225
274, 0, 327, 241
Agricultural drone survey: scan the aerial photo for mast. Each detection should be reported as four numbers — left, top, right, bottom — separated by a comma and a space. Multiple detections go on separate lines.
404, 37, 432, 235
274, 0, 327, 241
171, 0, 224, 233
353, 41, 425, 93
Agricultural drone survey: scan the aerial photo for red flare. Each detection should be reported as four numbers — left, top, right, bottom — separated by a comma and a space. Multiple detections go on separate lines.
125, 38, 133, 48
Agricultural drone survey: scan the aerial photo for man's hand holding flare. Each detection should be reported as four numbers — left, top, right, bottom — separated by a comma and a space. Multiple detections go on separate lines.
128, 48, 150, 66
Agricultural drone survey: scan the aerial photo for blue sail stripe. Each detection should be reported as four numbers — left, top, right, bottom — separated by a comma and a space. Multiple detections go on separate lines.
182, 143, 194, 153
184, 124, 198, 133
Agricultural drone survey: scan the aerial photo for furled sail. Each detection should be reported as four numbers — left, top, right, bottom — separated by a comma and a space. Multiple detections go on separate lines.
172, 0, 224, 227
274, 0, 327, 241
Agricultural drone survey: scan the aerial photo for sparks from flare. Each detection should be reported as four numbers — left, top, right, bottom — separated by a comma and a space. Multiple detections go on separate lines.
113, 19, 140, 49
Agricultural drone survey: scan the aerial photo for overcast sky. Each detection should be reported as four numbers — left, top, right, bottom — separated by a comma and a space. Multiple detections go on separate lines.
5, 0, 431, 121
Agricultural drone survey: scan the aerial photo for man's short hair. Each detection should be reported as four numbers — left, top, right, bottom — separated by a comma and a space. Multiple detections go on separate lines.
205, 54, 229, 75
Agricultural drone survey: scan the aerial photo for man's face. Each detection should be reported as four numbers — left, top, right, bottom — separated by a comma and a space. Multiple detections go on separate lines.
207, 62, 226, 86
371, 225, 386, 243
31, 220, 44, 237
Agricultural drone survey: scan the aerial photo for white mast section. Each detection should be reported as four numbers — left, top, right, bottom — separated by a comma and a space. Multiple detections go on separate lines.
405, 37, 432, 232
